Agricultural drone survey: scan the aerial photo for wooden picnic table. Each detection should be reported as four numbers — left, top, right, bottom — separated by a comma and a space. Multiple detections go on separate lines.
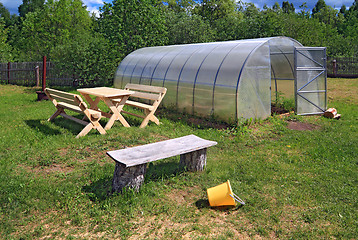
77, 87, 134, 130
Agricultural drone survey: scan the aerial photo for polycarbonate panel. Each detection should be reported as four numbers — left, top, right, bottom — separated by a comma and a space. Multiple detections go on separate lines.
213, 42, 258, 121
177, 45, 215, 112
237, 42, 271, 119
138, 48, 171, 85
193, 42, 241, 116
114, 37, 306, 122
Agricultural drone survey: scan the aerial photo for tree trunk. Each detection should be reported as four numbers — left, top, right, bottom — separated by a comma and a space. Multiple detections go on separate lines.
179, 148, 207, 172
112, 162, 147, 193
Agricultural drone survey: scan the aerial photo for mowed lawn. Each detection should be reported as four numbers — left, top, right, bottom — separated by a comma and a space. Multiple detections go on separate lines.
0, 78, 357, 239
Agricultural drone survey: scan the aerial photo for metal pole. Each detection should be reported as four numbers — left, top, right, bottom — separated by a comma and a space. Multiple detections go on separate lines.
332, 59, 337, 77
42, 56, 46, 91
35, 66, 40, 87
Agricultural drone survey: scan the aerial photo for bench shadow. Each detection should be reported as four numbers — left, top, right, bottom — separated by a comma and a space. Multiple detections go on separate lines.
26, 115, 108, 136
25, 119, 62, 135
82, 176, 113, 202
145, 160, 184, 182
81, 160, 184, 202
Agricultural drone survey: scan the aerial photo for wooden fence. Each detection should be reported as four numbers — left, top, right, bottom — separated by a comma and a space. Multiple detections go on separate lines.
0, 61, 80, 87
1, 57, 357, 87
327, 56, 358, 78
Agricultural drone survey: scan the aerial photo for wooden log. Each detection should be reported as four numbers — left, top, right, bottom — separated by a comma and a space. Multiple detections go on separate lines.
112, 162, 147, 193
179, 148, 207, 172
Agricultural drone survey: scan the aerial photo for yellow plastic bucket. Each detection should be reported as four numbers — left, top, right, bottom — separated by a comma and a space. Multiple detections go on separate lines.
207, 180, 245, 207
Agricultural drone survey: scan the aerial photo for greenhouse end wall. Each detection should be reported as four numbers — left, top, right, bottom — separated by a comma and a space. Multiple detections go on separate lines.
114, 37, 304, 123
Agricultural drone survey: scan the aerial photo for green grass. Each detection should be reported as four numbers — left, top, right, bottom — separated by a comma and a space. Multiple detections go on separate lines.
0, 79, 357, 239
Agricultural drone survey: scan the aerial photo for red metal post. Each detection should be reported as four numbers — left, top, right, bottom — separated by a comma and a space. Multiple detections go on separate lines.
42, 56, 47, 91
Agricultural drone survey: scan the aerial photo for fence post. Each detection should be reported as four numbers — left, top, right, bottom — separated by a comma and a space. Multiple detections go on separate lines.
35, 66, 40, 87
332, 59, 337, 77
42, 56, 46, 91
7, 62, 10, 84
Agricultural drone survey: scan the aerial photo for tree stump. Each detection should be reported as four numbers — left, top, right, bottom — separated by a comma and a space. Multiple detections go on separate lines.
112, 162, 147, 193
179, 148, 207, 172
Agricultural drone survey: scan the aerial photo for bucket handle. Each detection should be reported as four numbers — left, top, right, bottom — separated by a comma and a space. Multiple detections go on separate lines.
230, 193, 245, 205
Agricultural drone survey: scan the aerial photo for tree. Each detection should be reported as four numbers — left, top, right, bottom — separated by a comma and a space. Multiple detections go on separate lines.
0, 3, 10, 24
18, 0, 45, 18
165, 11, 215, 44
0, 19, 13, 61
164, 0, 196, 12
312, 0, 327, 16
282, 1, 295, 14
18, 0, 92, 60
193, 0, 237, 25
97, 0, 168, 60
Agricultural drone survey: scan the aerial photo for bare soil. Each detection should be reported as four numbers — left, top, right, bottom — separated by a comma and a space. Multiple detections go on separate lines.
287, 121, 319, 131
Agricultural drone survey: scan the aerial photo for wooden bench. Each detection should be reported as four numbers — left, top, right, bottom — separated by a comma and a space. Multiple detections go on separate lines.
112, 83, 167, 128
106, 135, 217, 193
45, 88, 106, 138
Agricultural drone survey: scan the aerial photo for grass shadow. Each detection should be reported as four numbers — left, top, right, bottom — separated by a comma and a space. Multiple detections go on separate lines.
25, 119, 62, 135
195, 198, 244, 211
156, 108, 232, 130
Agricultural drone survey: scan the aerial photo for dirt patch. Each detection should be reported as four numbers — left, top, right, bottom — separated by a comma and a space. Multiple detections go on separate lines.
287, 121, 319, 131
20, 163, 75, 176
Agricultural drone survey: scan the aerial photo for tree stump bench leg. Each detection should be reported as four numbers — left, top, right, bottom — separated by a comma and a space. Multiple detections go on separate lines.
179, 148, 207, 172
112, 162, 147, 193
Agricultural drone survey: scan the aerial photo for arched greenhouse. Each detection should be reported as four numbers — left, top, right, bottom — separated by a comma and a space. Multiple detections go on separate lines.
114, 36, 327, 123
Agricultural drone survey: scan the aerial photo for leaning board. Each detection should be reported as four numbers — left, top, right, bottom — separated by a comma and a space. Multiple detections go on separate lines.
107, 135, 217, 167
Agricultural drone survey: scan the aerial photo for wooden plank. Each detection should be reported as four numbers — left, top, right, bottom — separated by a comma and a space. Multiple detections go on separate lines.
107, 135, 217, 167
121, 110, 145, 119
60, 113, 88, 125
46, 88, 77, 100
51, 94, 77, 106
125, 83, 166, 94
58, 102, 82, 113
130, 91, 159, 101
125, 100, 154, 110
78, 87, 134, 98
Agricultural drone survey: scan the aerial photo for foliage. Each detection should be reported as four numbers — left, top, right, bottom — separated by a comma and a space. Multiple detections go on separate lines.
0, 19, 13, 62
18, 0, 45, 18
50, 32, 117, 86
15, 0, 92, 61
165, 10, 215, 44
97, 0, 168, 60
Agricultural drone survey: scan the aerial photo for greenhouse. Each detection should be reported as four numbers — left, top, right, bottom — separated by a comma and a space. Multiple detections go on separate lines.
114, 36, 327, 123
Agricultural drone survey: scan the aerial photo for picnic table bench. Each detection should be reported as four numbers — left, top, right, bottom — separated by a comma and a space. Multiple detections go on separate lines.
45, 88, 106, 138
107, 135, 217, 193
112, 83, 167, 128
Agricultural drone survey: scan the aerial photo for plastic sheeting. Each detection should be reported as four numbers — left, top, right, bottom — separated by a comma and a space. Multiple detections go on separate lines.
114, 36, 303, 122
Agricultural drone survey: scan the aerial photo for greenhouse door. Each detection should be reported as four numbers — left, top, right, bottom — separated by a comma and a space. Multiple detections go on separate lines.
294, 47, 327, 115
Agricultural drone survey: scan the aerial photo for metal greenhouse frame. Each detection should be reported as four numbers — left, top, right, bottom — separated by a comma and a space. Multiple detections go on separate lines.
114, 37, 327, 122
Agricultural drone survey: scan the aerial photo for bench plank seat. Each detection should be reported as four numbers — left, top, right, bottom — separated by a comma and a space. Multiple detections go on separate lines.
107, 135, 217, 193
107, 135, 217, 167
